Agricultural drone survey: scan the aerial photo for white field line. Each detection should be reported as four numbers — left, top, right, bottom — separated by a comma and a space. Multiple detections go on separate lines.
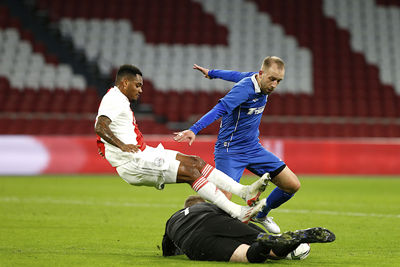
1, 197, 399, 219
0, 197, 180, 208
276, 208, 400, 219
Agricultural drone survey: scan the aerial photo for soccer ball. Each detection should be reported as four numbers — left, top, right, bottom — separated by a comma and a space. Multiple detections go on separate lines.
286, 243, 311, 260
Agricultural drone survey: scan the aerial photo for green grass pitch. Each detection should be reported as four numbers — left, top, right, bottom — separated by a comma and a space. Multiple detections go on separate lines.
1, 175, 399, 266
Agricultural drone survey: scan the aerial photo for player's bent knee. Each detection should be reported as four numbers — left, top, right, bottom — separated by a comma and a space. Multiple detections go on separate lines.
191, 155, 206, 169
178, 162, 202, 183
290, 179, 301, 193
176, 154, 206, 170
274, 167, 301, 194
230, 244, 251, 263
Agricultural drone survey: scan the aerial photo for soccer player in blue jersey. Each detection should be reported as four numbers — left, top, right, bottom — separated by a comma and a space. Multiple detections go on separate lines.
174, 56, 300, 233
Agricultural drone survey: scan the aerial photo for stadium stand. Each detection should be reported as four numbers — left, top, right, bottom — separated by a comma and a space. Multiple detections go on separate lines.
0, 0, 399, 137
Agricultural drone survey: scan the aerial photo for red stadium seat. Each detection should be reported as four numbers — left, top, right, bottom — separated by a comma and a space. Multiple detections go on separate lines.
2, 0, 399, 138
34, 89, 52, 113
18, 89, 38, 113
2, 89, 21, 112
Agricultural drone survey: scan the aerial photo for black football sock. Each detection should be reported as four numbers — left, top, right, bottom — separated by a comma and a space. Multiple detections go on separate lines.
271, 243, 300, 257
246, 242, 271, 263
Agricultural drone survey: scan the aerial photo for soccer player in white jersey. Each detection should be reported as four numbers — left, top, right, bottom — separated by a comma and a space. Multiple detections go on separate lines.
95, 64, 269, 223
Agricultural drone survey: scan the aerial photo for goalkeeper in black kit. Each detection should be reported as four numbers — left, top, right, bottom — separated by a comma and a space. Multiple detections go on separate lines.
162, 196, 335, 263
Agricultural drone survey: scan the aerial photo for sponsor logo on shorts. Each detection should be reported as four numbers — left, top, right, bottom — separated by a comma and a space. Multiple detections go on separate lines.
154, 157, 165, 167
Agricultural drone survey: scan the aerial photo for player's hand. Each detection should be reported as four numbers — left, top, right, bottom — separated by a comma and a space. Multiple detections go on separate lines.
97, 147, 105, 158
193, 64, 211, 79
173, 130, 196, 146
120, 144, 141, 153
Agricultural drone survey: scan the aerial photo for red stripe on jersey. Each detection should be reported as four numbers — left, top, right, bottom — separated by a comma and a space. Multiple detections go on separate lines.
132, 111, 146, 151
96, 134, 105, 156
95, 87, 112, 159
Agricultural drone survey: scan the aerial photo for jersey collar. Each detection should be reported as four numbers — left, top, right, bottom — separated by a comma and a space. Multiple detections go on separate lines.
114, 86, 130, 102
251, 74, 261, 93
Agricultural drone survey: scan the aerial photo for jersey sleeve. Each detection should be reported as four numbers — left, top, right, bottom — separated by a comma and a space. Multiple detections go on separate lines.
189, 102, 227, 135
219, 82, 251, 113
162, 218, 184, 257
96, 93, 124, 121
162, 233, 182, 256
208, 69, 256, 83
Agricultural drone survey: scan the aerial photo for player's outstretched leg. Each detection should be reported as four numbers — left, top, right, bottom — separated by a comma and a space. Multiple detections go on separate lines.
254, 167, 300, 234
191, 175, 266, 223
201, 164, 269, 205
177, 155, 267, 222
257, 227, 336, 247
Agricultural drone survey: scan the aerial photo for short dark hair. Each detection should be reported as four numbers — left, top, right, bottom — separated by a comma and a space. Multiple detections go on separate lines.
184, 195, 205, 208
115, 64, 142, 83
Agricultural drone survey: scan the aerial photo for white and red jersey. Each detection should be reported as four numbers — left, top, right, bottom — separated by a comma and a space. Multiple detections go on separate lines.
95, 86, 146, 167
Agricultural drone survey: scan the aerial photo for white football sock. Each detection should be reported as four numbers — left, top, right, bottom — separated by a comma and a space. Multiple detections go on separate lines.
192, 176, 241, 218
201, 164, 245, 197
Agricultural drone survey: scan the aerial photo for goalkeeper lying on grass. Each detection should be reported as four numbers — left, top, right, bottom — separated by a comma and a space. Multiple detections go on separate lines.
162, 195, 335, 263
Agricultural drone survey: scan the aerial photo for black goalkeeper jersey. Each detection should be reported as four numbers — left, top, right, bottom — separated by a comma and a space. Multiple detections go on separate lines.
162, 202, 264, 258
163, 202, 226, 254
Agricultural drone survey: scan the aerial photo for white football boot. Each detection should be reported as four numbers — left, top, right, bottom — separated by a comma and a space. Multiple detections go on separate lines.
238, 198, 267, 224
242, 173, 271, 206
252, 216, 281, 234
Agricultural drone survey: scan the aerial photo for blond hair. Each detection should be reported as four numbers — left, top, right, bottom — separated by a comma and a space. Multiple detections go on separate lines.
184, 195, 206, 208
262, 56, 285, 70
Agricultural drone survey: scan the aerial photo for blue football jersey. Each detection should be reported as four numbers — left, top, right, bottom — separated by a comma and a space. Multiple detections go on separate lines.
211, 71, 268, 152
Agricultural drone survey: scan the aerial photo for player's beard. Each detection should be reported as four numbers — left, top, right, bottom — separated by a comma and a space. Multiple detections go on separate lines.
130, 100, 139, 110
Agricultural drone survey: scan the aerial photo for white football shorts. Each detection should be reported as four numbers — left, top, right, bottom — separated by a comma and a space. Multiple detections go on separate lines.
116, 144, 180, 190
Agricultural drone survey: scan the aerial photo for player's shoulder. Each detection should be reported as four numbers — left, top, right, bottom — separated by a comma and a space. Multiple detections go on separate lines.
237, 76, 253, 84
233, 77, 254, 90
191, 202, 227, 215
102, 87, 125, 101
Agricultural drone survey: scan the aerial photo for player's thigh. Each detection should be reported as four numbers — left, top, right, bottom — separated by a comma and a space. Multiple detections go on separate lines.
214, 153, 247, 182
116, 146, 180, 189
185, 216, 258, 261
271, 166, 300, 193
246, 147, 285, 179
186, 236, 243, 261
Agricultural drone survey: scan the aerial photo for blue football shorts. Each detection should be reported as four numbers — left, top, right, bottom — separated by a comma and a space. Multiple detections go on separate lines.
214, 143, 286, 182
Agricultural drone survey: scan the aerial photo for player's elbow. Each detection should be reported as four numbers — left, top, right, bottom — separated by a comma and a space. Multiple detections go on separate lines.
94, 121, 106, 138
94, 122, 101, 135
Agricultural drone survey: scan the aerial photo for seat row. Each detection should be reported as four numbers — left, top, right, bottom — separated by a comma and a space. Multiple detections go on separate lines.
0, 117, 171, 135
0, 84, 99, 114
1, 116, 398, 138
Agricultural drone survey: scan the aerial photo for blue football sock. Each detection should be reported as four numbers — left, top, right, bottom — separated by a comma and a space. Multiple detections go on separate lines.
256, 187, 294, 218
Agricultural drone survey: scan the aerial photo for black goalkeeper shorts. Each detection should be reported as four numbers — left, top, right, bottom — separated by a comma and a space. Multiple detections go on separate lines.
181, 215, 262, 262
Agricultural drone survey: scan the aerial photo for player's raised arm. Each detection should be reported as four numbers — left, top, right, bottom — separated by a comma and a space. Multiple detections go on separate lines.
193, 64, 211, 79
193, 63, 256, 83
174, 102, 228, 145
95, 115, 140, 153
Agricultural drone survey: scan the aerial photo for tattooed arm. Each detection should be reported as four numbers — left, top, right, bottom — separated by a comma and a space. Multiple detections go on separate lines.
95, 115, 140, 153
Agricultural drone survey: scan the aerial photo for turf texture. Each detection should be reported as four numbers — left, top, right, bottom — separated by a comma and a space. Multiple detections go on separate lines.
0, 175, 399, 266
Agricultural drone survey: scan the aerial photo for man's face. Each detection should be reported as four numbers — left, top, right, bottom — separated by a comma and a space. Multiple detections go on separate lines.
258, 64, 285, 95
123, 74, 143, 101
